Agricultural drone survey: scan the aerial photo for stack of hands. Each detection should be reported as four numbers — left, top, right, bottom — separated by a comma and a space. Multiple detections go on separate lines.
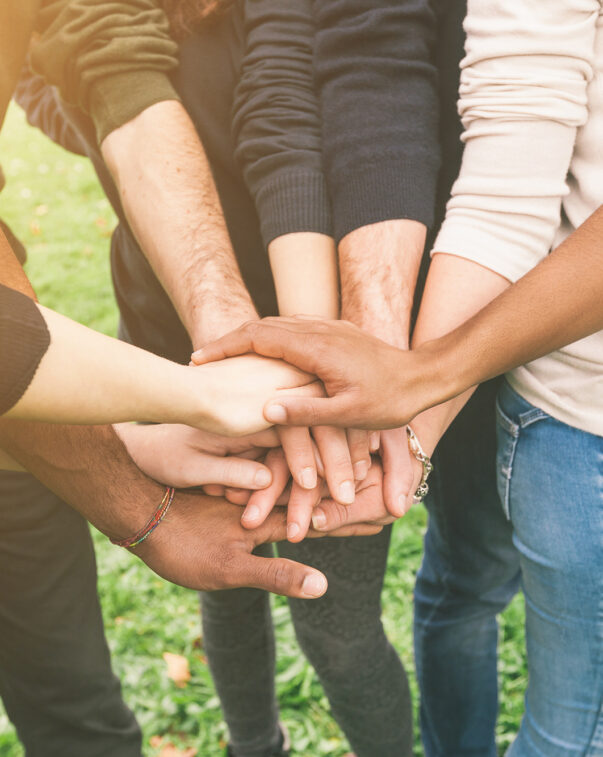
116, 342, 425, 549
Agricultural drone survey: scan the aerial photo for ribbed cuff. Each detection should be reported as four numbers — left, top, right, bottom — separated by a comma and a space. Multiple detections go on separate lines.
0, 286, 50, 415
90, 70, 181, 144
255, 172, 333, 247
330, 154, 439, 243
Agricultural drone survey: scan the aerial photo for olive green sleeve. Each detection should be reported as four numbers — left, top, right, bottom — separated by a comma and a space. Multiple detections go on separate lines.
30, 0, 181, 144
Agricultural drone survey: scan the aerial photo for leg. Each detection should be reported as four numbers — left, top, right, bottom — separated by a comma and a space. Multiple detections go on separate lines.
0, 471, 141, 757
279, 528, 413, 757
496, 382, 603, 757
200, 544, 283, 757
414, 379, 521, 757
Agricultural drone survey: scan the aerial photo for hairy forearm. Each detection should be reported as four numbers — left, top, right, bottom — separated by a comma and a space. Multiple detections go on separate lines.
0, 418, 161, 538
339, 219, 426, 346
101, 101, 257, 348
268, 232, 339, 319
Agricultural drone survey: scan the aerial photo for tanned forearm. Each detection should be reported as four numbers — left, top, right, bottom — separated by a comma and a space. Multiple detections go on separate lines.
413, 204, 603, 423
0, 418, 160, 539
101, 101, 258, 348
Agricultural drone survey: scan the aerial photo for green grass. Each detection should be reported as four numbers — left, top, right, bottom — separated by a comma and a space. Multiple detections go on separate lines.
0, 104, 527, 756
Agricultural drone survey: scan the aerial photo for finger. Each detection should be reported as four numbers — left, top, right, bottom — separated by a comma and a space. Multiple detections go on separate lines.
326, 523, 384, 537
369, 431, 381, 453
197, 455, 273, 490
230, 553, 328, 599
312, 426, 355, 506
347, 428, 371, 481
263, 395, 355, 429
241, 448, 290, 529
202, 484, 225, 497
191, 318, 321, 366
380, 428, 415, 518
286, 481, 322, 542
279, 426, 317, 490
225, 488, 252, 506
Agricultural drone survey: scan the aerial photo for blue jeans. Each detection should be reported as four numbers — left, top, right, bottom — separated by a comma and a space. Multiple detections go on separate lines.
415, 379, 603, 756
496, 381, 603, 756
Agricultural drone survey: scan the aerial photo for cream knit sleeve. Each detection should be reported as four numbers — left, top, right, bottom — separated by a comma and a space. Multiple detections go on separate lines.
433, 0, 600, 281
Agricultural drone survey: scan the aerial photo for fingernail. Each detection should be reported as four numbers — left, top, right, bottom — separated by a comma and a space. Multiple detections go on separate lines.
369, 432, 380, 451
312, 507, 327, 530
302, 572, 328, 598
242, 505, 260, 522
254, 469, 271, 487
301, 467, 317, 490
353, 460, 369, 481
191, 350, 202, 362
287, 522, 300, 540
338, 480, 355, 505
397, 494, 409, 516
265, 403, 287, 424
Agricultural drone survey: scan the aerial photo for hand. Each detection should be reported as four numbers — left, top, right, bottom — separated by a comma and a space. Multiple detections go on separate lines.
114, 423, 281, 490
134, 491, 329, 598
191, 353, 323, 436
191, 318, 428, 430
310, 454, 424, 532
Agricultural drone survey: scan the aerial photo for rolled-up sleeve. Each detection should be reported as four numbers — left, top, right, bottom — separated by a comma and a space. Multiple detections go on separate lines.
30, 0, 180, 143
433, 0, 600, 281
233, 0, 332, 247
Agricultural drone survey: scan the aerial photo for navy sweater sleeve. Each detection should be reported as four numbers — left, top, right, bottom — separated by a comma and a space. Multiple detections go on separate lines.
313, 0, 441, 242
232, 0, 332, 247
0, 283, 50, 416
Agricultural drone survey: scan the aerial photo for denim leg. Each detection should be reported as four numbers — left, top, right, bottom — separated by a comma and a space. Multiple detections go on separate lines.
497, 382, 603, 757
200, 543, 282, 757
280, 528, 413, 757
0, 472, 142, 757
415, 380, 521, 757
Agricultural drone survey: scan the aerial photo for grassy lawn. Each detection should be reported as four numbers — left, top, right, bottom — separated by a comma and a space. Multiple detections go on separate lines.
0, 104, 527, 756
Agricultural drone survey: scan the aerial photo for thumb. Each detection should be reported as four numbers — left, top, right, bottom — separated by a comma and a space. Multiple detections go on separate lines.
197, 455, 273, 490
234, 553, 328, 598
264, 396, 352, 429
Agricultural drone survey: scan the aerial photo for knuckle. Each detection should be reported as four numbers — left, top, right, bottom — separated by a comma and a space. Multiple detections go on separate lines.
266, 561, 293, 594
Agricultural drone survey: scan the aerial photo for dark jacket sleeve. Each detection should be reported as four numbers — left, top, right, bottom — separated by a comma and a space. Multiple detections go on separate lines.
0, 283, 50, 416
232, 0, 332, 247
14, 62, 87, 156
313, 0, 441, 242
30, 0, 181, 143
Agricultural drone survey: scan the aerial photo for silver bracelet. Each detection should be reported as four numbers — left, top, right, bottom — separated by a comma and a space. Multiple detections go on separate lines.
406, 425, 433, 504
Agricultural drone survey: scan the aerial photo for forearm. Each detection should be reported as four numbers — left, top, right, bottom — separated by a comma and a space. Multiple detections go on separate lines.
0, 418, 161, 539
101, 101, 257, 348
5, 305, 210, 427
414, 206, 603, 417
339, 219, 426, 346
268, 232, 339, 319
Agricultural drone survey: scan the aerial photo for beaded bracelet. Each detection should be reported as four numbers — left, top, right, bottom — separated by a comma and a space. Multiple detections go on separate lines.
110, 486, 175, 549
406, 426, 434, 504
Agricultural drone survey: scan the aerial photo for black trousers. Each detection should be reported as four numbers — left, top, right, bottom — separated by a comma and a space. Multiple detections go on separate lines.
0, 472, 141, 756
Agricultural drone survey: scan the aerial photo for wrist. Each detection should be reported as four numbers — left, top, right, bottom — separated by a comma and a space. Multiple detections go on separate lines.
190, 302, 258, 350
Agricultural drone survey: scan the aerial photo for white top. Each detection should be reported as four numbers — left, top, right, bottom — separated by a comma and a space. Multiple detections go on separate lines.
433, 0, 603, 436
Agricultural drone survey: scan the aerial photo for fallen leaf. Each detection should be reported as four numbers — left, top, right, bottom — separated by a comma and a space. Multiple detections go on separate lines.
159, 744, 196, 757
163, 652, 191, 687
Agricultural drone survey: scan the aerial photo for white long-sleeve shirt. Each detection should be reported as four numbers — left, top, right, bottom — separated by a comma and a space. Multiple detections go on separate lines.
433, 0, 603, 436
